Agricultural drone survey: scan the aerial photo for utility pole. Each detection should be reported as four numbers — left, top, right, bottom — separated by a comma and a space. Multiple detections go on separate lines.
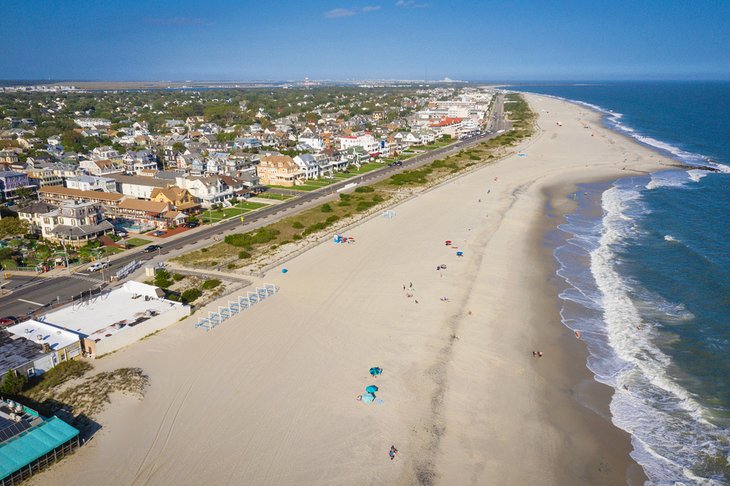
60, 240, 70, 274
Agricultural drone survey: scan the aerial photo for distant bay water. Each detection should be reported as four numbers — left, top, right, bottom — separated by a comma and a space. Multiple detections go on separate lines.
509, 82, 730, 485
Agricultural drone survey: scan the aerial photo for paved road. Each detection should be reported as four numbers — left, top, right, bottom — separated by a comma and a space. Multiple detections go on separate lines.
0, 96, 509, 318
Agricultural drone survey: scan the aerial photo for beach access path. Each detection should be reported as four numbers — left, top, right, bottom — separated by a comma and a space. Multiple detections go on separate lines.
28, 94, 678, 485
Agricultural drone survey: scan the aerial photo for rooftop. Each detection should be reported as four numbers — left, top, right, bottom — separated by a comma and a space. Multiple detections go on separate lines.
7, 320, 81, 351
107, 174, 168, 188
39, 186, 124, 202
0, 330, 44, 375
41, 282, 183, 342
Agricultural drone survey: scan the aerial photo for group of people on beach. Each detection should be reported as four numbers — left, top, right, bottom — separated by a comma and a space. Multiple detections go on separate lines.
403, 282, 419, 303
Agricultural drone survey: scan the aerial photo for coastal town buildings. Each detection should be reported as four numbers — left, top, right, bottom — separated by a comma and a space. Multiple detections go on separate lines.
0, 84, 493, 251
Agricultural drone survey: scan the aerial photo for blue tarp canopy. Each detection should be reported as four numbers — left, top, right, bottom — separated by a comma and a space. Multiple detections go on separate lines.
0, 416, 79, 480
366, 385, 379, 393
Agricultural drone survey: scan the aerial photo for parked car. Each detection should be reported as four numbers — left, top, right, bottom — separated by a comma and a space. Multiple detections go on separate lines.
88, 261, 109, 272
184, 221, 199, 228
150, 230, 166, 237
115, 230, 128, 237
0, 316, 18, 327
143, 244, 161, 253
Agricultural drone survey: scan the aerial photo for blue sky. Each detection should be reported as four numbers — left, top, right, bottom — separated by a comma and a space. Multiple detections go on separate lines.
2, 0, 729, 81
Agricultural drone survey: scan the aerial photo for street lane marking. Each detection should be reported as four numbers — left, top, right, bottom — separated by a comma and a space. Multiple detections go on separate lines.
18, 298, 43, 306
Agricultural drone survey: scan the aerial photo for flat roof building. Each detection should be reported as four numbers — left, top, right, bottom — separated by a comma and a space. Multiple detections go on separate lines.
6, 321, 82, 364
38, 281, 189, 357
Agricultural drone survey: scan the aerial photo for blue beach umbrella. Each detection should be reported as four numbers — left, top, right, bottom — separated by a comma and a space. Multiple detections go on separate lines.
369, 367, 382, 377
366, 385, 379, 394
361, 392, 376, 403
282, 268, 288, 274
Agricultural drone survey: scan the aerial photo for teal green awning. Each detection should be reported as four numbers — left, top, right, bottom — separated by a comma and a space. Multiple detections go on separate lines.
0, 416, 79, 479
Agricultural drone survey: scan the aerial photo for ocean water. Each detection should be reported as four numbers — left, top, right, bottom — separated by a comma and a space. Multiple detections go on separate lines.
511, 82, 730, 485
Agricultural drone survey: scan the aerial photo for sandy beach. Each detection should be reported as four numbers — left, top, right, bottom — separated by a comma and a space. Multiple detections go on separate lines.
29, 94, 679, 485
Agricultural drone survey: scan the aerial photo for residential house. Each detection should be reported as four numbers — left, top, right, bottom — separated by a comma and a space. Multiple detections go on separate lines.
65, 175, 117, 192
338, 133, 381, 155
27, 160, 79, 179
175, 175, 247, 207
35, 201, 113, 247
90, 146, 120, 160
256, 155, 303, 187
27, 168, 64, 188
122, 150, 158, 174
429, 117, 463, 139
234, 137, 262, 150
297, 136, 325, 151
0, 150, 19, 165
17, 201, 57, 235
0, 171, 34, 201
79, 159, 123, 176
293, 154, 320, 180
150, 186, 200, 213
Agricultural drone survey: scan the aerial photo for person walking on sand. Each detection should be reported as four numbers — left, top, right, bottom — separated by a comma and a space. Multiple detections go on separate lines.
389, 446, 399, 461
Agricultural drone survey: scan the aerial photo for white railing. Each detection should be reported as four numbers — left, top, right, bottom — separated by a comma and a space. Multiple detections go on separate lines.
195, 283, 278, 332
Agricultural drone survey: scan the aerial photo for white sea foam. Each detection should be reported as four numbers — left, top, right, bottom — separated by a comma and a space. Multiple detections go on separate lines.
553, 180, 728, 484
646, 175, 688, 190
532, 88, 730, 482
594, 186, 710, 420
687, 169, 708, 182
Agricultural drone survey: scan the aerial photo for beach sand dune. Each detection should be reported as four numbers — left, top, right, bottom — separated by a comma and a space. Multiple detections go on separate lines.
29, 95, 672, 485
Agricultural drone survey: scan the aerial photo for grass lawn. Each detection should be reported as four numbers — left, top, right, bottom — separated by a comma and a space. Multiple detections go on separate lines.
266, 163, 386, 192
255, 193, 292, 201
200, 207, 248, 223
236, 201, 267, 210
125, 238, 151, 247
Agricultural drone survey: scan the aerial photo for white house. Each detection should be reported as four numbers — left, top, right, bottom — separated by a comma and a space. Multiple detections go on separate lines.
292, 154, 320, 180
297, 136, 324, 151
338, 133, 380, 154
65, 175, 117, 192
91, 146, 120, 160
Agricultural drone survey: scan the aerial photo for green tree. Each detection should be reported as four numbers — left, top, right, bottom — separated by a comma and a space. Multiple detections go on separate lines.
0, 217, 29, 239
172, 142, 186, 153
0, 370, 27, 395
181, 288, 202, 304
14, 187, 34, 202
154, 269, 173, 289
